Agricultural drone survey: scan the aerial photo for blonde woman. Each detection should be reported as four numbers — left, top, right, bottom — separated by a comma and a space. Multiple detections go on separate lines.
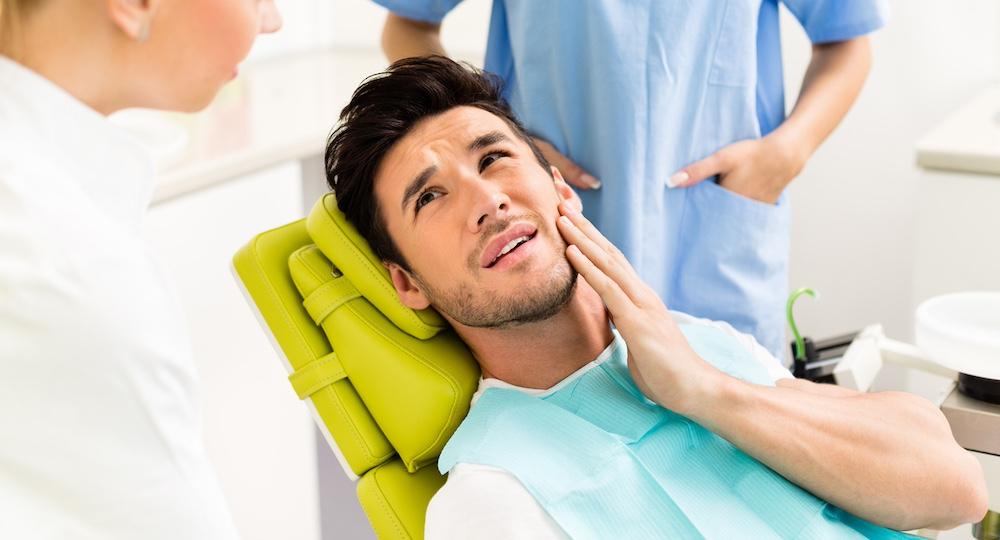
0, 1, 281, 538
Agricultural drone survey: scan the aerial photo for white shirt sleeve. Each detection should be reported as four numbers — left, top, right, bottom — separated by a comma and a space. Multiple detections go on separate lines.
425, 463, 569, 540
669, 310, 793, 383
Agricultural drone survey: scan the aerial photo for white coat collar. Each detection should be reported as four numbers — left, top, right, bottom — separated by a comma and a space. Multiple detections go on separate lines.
0, 55, 153, 227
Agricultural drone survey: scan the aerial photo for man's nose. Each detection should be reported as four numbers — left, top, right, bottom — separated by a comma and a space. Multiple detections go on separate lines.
466, 181, 511, 234
259, 1, 283, 34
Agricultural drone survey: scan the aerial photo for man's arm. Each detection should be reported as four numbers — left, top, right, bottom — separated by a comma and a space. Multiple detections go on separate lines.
690, 376, 987, 531
382, 13, 445, 63
556, 202, 989, 532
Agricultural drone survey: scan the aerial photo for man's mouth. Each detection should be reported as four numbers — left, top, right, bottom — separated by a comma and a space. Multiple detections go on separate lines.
487, 234, 535, 268
480, 223, 539, 269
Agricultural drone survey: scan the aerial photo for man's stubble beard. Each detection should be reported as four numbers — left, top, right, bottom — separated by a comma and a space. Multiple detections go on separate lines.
414, 252, 578, 329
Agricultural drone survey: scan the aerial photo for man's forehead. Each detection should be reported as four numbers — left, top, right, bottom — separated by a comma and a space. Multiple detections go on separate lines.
429, 105, 510, 130
390, 108, 513, 164
376, 106, 518, 194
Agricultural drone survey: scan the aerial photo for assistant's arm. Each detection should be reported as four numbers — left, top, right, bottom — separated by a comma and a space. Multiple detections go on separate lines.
382, 13, 446, 63
772, 36, 873, 174
677, 36, 876, 202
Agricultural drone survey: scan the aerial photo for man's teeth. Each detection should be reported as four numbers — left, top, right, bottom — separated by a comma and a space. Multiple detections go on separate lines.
500, 236, 529, 256
492, 236, 530, 265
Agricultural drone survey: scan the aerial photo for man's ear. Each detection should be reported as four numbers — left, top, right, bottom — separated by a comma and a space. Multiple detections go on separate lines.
551, 166, 584, 213
105, 0, 160, 41
385, 261, 431, 310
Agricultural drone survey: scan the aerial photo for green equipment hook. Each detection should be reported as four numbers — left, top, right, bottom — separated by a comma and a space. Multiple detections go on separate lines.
786, 287, 817, 361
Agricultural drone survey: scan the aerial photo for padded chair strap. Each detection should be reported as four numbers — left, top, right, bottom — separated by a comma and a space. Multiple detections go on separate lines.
288, 351, 347, 399
303, 277, 361, 325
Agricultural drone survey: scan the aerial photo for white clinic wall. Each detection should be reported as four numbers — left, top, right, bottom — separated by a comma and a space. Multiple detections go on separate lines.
246, 1, 338, 61
782, 0, 1000, 343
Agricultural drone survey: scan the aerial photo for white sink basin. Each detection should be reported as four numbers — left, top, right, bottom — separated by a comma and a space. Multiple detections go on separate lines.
915, 292, 1000, 380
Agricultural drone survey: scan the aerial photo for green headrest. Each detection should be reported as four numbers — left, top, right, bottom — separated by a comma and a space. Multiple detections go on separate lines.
287, 244, 478, 473
294, 193, 479, 474
232, 220, 395, 477
306, 193, 447, 340
234, 211, 479, 539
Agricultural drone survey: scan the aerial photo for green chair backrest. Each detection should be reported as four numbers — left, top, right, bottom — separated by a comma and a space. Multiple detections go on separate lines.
232, 193, 480, 539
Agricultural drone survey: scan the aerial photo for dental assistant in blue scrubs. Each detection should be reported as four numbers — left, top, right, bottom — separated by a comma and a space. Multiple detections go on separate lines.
377, 0, 888, 359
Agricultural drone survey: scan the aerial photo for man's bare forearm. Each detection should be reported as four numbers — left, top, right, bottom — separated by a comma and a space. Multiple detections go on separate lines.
382, 13, 447, 63
684, 376, 988, 531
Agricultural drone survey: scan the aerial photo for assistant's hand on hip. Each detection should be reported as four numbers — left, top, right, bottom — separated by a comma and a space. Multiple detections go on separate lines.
668, 135, 806, 204
556, 202, 725, 414
533, 137, 601, 190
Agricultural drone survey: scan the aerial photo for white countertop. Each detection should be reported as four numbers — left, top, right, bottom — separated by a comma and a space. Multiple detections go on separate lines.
111, 47, 390, 205
916, 84, 1000, 176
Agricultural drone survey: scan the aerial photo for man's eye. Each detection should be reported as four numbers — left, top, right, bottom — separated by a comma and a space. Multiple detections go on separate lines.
415, 190, 439, 213
479, 150, 510, 172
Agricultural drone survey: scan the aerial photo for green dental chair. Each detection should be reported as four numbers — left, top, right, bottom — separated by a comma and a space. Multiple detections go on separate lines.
232, 193, 480, 539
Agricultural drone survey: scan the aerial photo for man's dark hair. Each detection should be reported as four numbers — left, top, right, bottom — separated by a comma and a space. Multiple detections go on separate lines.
325, 56, 551, 271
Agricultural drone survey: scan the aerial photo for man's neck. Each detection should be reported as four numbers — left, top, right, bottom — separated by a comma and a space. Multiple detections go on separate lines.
453, 277, 614, 390
3, 4, 127, 115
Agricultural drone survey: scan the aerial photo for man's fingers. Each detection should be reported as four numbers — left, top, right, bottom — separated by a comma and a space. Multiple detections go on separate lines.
557, 211, 646, 305
667, 152, 724, 188
558, 203, 635, 277
558, 215, 617, 275
564, 244, 634, 318
534, 138, 601, 190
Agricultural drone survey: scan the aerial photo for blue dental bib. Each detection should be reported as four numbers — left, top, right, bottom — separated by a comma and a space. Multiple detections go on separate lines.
438, 324, 918, 539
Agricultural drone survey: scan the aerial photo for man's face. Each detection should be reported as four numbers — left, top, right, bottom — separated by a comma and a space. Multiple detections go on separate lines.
375, 106, 579, 329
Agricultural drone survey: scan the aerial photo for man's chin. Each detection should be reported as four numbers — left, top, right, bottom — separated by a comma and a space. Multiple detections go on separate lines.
433, 266, 579, 330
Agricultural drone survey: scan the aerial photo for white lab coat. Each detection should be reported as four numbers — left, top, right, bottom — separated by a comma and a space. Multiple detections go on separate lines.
425, 312, 792, 540
0, 56, 239, 539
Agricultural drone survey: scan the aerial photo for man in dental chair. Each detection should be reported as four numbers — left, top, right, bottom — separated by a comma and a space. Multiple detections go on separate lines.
325, 57, 987, 539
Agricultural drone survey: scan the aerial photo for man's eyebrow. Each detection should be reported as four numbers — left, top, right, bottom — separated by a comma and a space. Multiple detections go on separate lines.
401, 165, 438, 213
399, 132, 510, 213
468, 131, 510, 152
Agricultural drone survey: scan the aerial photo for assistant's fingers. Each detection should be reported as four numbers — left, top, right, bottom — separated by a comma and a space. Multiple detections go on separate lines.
668, 151, 725, 188
534, 138, 601, 190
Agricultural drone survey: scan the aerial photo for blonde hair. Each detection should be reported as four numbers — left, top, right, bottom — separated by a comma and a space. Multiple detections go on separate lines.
0, 0, 14, 31
0, 0, 30, 53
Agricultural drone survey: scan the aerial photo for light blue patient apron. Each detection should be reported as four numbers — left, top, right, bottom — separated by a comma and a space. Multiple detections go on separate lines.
438, 325, 917, 539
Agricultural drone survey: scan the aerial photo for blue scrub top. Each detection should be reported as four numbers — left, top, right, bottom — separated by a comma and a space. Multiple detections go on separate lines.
374, 0, 888, 359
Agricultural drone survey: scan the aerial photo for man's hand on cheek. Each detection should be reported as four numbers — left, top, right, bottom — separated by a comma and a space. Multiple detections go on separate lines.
555, 203, 730, 416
